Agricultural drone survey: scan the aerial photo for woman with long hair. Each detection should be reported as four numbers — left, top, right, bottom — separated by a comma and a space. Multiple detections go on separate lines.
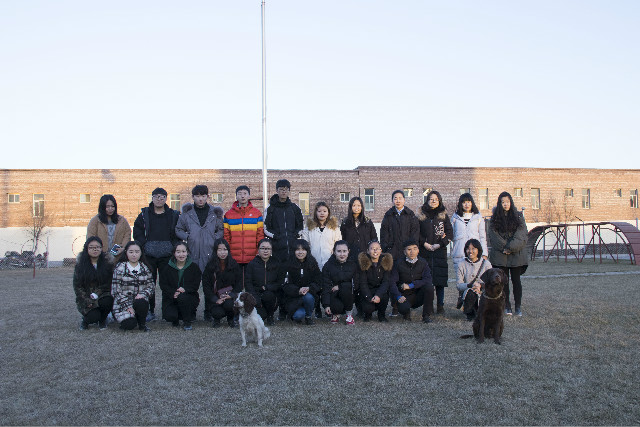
282, 239, 322, 325
488, 192, 528, 316
202, 239, 243, 327
111, 240, 155, 332
322, 240, 358, 325
450, 193, 488, 272
73, 236, 114, 330
86, 194, 131, 262
357, 240, 393, 322
340, 196, 378, 260
244, 238, 282, 325
418, 190, 453, 315
158, 242, 202, 330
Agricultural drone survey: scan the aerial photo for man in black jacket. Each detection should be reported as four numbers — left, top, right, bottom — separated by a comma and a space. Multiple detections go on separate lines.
390, 239, 434, 323
133, 187, 180, 321
380, 190, 420, 261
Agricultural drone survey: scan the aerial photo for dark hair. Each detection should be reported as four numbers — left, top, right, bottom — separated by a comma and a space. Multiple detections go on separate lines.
257, 238, 272, 249
289, 239, 319, 270
421, 190, 445, 215
333, 240, 350, 252
456, 193, 479, 216
402, 238, 418, 249
97, 194, 119, 224
276, 179, 291, 190
391, 189, 405, 201
192, 185, 209, 196
75, 236, 112, 290
235, 185, 250, 195
464, 238, 483, 259
119, 240, 149, 267
312, 201, 332, 227
345, 196, 366, 224
208, 238, 238, 272
490, 191, 520, 234
292, 239, 311, 257
172, 241, 189, 259
367, 239, 381, 250
152, 187, 167, 196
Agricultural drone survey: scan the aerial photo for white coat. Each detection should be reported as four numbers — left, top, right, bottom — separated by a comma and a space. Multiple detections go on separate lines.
301, 217, 342, 270
450, 212, 488, 268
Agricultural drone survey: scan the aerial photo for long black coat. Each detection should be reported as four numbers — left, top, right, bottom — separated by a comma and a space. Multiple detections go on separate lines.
158, 259, 202, 311
357, 252, 394, 300
340, 216, 378, 259
418, 208, 453, 287
201, 259, 243, 306
264, 194, 304, 262
321, 255, 358, 307
282, 257, 322, 314
380, 206, 420, 261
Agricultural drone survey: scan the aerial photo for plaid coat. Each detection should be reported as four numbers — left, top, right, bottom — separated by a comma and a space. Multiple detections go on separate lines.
111, 262, 155, 322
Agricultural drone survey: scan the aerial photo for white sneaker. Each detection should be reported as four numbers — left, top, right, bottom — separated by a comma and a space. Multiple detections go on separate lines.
345, 314, 355, 325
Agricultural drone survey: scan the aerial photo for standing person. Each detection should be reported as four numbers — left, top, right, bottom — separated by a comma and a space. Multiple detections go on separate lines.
158, 242, 202, 330
282, 239, 322, 325
175, 185, 224, 320
418, 190, 453, 315
223, 185, 264, 284
357, 240, 393, 322
73, 236, 114, 330
380, 190, 419, 261
133, 187, 181, 322
450, 193, 488, 273
390, 239, 434, 323
456, 239, 492, 321
263, 179, 304, 263
488, 192, 528, 316
201, 239, 243, 327
322, 240, 358, 325
244, 238, 282, 325
340, 196, 378, 260
87, 194, 131, 262
111, 241, 155, 332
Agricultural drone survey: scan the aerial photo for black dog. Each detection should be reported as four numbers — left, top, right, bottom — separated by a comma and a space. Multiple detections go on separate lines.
461, 268, 507, 344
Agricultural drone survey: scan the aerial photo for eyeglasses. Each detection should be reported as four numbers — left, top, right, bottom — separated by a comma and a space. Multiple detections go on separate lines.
153, 195, 167, 199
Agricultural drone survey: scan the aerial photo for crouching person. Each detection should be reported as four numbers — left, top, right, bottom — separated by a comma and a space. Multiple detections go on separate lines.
391, 239, 434, 323
357, 240, 393, 322
244, 238, 282, 326
322, 240, 358, 325
159, 242, 202, 330
111, 241, 155, 332
202, 239, 243, 328
73, 236, 114, 330
282, 239, 321, 325
456, 239, 492, 321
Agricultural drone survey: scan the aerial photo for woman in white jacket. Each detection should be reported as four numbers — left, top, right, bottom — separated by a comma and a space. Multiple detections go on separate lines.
450, 193, 488, 272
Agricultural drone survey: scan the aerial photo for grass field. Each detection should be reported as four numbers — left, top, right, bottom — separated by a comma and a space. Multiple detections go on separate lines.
1, 260, 639, 425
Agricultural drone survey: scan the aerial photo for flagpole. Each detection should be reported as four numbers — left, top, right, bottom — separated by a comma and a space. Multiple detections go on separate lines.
261, 0, 268, 210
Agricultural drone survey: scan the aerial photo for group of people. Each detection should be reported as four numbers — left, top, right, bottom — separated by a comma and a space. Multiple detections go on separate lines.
73, 179, 529, 332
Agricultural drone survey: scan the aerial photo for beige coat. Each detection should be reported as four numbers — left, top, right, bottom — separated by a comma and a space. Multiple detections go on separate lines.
87, 215, 132, 262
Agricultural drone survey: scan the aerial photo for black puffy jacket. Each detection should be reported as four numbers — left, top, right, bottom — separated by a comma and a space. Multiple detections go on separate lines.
264, 194, 304, 262
321, 254, 358, 306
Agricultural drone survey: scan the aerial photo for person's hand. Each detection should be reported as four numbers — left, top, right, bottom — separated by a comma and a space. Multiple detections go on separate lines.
325, 307, 332, 315
398, 296, 406, 304
115, 247, 124, 255
503, 249, 511, 255
331, 285, 339, 292
299, 287, 309, 295
424, 242, 432, 251
177, 287, 185, 293
261, 286, 266, 291
401, 283, 410, 291
482, 255, 488, 260
471, 283, 481, 294
173, 291, 180, 298
134, 294, 145, 300
216, 298, 225, 305
371, 295, 380, 304
432, 244, 440, 251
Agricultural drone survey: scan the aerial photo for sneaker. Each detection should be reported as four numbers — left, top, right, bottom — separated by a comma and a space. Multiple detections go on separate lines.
266, 315, 275, 326
378, 315, 388, 323
79, 319, 89, 330
315, 307, 323, 319
106, 312, 114, 325
514, 307, 522, 317
456, 296, 463, 309
422, 316, 433, 324
145, 312, 156, 323
278, 311, 287, 321
98, 320, 107, 330
212, 318, 221, 328
331, 315, 339, 324
228, 318, 237, 328
436, 305, 445, 315
345, 314, 355, 325
183, 322, 193, 331
403, 313, 411, 321
139, 325, 151, 332
305, 316, 315, 325
390, 307, 399, 317
363, 313, 372, 322
505, 308, 513, 316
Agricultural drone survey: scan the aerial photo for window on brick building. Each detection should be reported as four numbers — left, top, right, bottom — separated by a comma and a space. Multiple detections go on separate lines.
460, 188, 470, 195
364, 188, 375, 211
630, 190, 638, 208
513, 188, 522, 197
299, 192, 310, 215
531, 188, 540, 210
169, 194, 181, 211
581, 189, 590, 209
403, 188, 413, 198
8, 194, 20, 203
565, 188, 574, 197
33, 194, 45, 217
211, 193, 223, 203
340, 192, 350, 202
422, 188, 432, 204
80, 194, 91, 203
615, 189, 622, 197
479, 188, 489, 210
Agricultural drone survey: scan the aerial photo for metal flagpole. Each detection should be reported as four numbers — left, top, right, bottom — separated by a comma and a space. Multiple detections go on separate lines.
261, 1, 268, 210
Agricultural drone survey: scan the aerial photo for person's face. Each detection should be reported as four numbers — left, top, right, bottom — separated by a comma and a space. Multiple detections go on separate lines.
127, 245, 142, 263
462, 200, 472, 213
87, 242, 103, 259
367, 242, 382, 261
216, 244, 228, 260
105, 200, 116, 217
258, 243, 272, 261
295, 246, 307, 261
236, 190, 250, 206
193, 193, 208, 208
316, 206, 329, 223
393, 193, 405, 210
152, 193, 167, 208
501, 196, 511, 212
404, 244, 419, 260
277, 187, 290, 201
334, 244, 349, 263
174, 245, 188, 263
351, 200, 362, 216
428, 194, 440, 209
465, 244, 479, 261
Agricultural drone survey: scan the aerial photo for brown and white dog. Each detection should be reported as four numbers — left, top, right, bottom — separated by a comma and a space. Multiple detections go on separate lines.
233, 292, 271, 347
461, 268, 507, 344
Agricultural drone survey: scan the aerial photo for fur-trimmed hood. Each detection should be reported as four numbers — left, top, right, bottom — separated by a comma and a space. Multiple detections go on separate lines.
358, 251, 393, 272
306, 216, 339, 231
417, 210, 447, 222
181, 203, 223, 218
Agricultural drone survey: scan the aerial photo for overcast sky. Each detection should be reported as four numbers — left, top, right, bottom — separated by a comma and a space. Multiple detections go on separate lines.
1, 1, 638, 170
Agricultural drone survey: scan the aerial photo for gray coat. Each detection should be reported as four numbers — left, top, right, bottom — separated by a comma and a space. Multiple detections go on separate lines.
175, 203, 224, 271
488, 211, 528, 268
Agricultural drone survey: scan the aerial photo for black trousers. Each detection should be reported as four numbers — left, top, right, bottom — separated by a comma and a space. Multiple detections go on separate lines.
120, 299, 150, 330
329, 283, 355, 315
163, 293, 199, 323
360, 293, 390, 317
499, 266, 523, 308
83, 295, 114, 324
210, 299, 235, 320
146, 255, 170, 313
397, 284, 434, 318
255, 290, 278, 319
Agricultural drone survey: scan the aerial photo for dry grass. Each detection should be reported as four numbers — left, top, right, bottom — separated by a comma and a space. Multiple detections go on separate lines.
1, 260, 639, 425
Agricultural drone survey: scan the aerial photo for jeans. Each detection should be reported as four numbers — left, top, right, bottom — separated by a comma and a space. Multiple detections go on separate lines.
291, 293, 315, 321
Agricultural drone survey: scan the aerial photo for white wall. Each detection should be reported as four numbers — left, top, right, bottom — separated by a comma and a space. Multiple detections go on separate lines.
0, 227, 87, 261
